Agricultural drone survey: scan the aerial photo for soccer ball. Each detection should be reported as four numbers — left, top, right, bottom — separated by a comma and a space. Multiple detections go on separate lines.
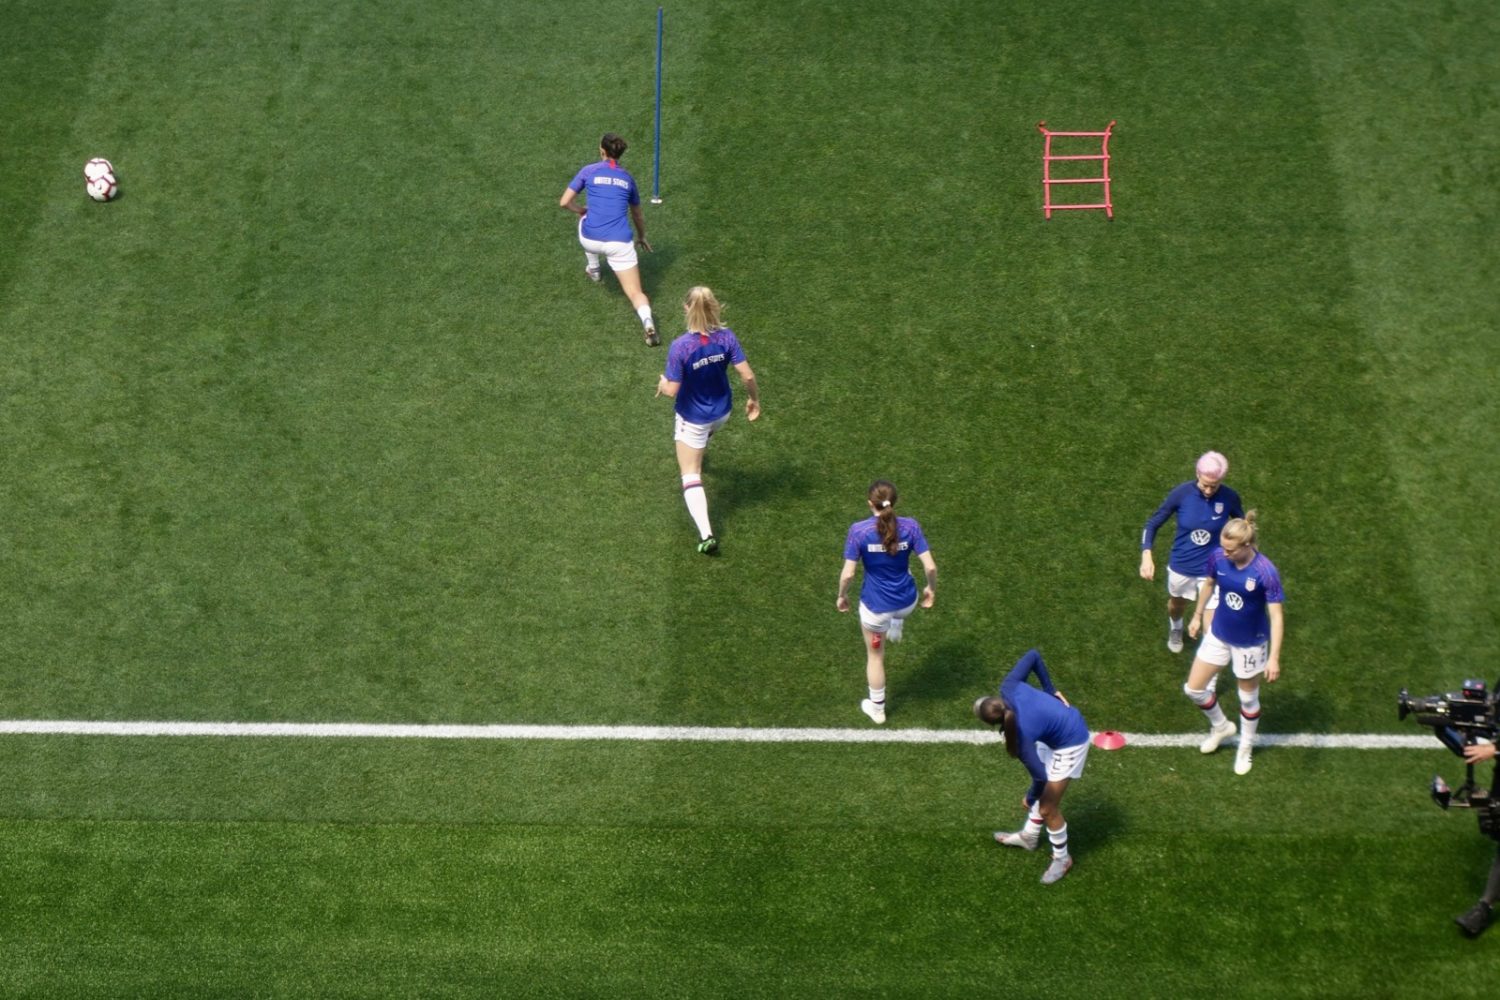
86, 175, 118, 202
84, 158, 118, 202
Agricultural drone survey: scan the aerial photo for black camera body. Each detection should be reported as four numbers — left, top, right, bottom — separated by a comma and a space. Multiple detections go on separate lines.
1399, 678, 1500, 842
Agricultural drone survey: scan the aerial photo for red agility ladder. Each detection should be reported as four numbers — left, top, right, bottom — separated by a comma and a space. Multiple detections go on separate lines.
1038, 120, 1115, 219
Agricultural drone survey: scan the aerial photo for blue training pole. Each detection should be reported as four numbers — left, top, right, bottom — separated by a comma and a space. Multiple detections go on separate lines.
651, 7, 664, 203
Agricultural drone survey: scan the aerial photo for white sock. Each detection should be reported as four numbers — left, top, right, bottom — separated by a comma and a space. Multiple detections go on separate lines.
1023, 804, 1044, 844
1169, 616, 1183, 630
585, 253, 600, 272
868, 686, 885, 706
1239, 688, 1261, 746
1048, 822, 1069, 860
1185, 686, 1228, 727
637, 304, 655, 328
681, 475, 711, 539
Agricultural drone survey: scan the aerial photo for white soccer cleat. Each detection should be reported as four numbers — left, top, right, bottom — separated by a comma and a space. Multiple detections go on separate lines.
1167, 625, 1184, 653
1041, 856, 1074, 884
886, 618, 904, 643
860, 698, 886, 725
993, 830, 1039, 851
585, 266, 601, 283
1234, 742, 1254, 775
1200, 719, 1237, 754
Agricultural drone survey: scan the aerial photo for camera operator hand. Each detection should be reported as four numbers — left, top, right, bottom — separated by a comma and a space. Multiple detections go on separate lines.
1463, 742, 1496, 765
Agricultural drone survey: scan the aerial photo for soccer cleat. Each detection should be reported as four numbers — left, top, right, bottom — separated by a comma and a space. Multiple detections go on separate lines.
1167, 625, 1184, 653
585, 266, 601, 284
886, 617, 904, 643
1041, 856, 1074, 885
696, 535, 718, 555
860, 698, 886, 724
993, 830, 1039, 851
644, 324, 660, 347
1234, 742, 1254, 775
1456, 901, 1493, 938
1199, 719, 1237, 754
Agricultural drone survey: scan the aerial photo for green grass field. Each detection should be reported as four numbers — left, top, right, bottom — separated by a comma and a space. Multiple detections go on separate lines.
3, 0, 1498, 995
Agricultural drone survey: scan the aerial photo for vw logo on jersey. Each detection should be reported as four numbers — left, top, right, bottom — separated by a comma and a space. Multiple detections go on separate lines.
1225, 592, 1244, 611
1214, 502, 1224, 514
1190, 529, 1212, 546
1246, 579, 1256, 592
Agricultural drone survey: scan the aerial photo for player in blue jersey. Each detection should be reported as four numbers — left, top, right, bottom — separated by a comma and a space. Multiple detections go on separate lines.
1184, 511, 1285, 775
655, 286, 760, 553
1139, 451, 1244, 653
836, 481, 938, 724
974, 648, 1089, 885
558, 133, 659, 345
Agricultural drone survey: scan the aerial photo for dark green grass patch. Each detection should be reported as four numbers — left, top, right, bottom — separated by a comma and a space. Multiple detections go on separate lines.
0, 740, 1492, 997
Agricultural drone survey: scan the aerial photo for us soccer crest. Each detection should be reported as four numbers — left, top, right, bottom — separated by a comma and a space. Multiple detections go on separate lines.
1214, 502, 1224, 514
1246, 579, 1256, 592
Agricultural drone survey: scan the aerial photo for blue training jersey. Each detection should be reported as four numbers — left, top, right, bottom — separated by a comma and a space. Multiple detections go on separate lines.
665, 328, 746, 424
1141, 481, 1245, 578
1205, 547, 1284, 647
999, 649, 1091, 804
843, 516, 930, 613
568, 160, 640, 243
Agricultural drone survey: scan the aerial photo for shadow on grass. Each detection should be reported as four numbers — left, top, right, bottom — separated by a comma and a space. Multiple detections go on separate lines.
709, 459, 814, 527
636, 243, 679, 303
1260, 685, 1336, 734
1067, 796, 1124, 862
896, 638, 990, 713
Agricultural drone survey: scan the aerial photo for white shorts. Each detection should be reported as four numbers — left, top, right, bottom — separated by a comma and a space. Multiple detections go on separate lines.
1167, 568, 1218, 607
858, 599, 917, 635
673, 412, 730, 449
578, 219, 638, 271
1195, 631, 1269, 680
1039, 740, 1089, 781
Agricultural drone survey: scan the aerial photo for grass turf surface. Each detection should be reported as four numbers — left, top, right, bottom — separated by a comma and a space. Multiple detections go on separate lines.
0, 740, 1494, 997
2, 0, 1498, 994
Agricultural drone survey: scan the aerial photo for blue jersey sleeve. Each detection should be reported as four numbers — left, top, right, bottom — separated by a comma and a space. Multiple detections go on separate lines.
1004, 648, 1056, 696
1016, 741, 1047, 803
719, 329, 746, 365
1258, 557, 1285, 603
664, 341, 686, 382
568, 167, 589, 192
907, 518, 930, 556
1142, 484, 1187, 549
843, 522, 862, 561
1223, 486, 1245, 520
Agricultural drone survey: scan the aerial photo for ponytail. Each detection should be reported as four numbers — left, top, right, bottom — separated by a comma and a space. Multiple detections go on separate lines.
868, 480, 900, 556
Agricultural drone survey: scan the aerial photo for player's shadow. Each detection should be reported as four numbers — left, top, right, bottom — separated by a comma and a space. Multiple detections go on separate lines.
634, 243, 678, 300
709, 460, 812, 527
1257, 686, 1334, 734
897, 639, 988, 710
1064, 796, 1123, 861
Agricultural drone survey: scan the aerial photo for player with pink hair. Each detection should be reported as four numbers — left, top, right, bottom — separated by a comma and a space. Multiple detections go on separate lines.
1139, 451, 1244, 654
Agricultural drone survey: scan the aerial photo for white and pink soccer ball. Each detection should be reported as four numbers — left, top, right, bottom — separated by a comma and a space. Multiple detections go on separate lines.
84, 157, 118, 202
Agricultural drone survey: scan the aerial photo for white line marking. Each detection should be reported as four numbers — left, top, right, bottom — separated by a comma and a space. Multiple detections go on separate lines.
0, 719, 1437, 748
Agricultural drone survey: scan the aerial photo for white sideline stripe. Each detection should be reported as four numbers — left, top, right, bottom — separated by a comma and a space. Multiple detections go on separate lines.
0, 719, 1435, 748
